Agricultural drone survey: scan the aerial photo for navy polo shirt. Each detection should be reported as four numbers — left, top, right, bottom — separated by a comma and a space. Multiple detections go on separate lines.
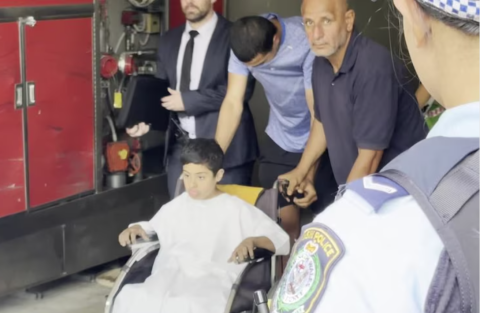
312, 29, 427, 185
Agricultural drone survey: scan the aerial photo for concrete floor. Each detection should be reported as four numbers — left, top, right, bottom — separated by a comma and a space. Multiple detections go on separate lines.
0, 274, 113, 313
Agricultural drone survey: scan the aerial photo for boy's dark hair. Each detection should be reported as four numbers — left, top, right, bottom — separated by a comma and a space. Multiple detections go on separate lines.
180, 138, 224, 174
230, 16, 277, 63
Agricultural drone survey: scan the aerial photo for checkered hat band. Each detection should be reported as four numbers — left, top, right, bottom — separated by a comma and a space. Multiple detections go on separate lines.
420, 0, 480, 22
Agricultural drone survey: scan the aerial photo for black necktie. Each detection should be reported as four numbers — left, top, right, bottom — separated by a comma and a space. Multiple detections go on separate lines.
180, 30, 199, 92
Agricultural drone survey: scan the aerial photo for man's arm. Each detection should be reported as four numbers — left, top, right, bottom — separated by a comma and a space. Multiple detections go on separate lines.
215, 73, 248, 152
304, 88, 320, 182
349, 69, 398, 182
297, 53, 326, 181
215, 51, 251, 152
302, 52, 320, 181
182, 85, 227, 116
296, 118, 328, 180
278, 69, 327, 198
346, 149, 384, 182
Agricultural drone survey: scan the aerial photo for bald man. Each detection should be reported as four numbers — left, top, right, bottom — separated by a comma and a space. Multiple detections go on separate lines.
279, 0, 427, 196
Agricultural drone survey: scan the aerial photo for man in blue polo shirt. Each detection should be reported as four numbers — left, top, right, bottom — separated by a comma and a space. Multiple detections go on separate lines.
215, 13, 338, 258
280, 0, 428, 196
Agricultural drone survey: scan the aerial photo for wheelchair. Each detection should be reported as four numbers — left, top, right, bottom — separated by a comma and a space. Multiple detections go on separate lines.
104, 179, 281, 313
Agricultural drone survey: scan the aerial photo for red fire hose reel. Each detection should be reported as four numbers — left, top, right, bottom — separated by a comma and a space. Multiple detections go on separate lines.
100, 54, 118, 79
101, 53, 136, 78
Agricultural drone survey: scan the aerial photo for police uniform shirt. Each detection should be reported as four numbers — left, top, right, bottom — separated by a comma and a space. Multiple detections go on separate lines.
271, 102, 479, 313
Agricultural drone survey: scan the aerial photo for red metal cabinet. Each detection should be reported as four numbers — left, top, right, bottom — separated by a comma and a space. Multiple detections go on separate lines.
0, 0, 93, 7
0, 22, 25, 218
0, 3, 96, 216
25, 18, 94, 208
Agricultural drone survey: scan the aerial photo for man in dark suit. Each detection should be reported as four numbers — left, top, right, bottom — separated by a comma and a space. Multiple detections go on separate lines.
127, 0, 258, 198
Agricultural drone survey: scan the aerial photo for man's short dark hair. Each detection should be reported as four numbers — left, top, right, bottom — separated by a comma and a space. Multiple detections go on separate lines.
230, 16, 277, 63
180, 139, 224, 174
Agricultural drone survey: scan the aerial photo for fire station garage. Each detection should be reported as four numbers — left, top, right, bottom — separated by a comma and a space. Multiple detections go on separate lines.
0, 0, 477, 313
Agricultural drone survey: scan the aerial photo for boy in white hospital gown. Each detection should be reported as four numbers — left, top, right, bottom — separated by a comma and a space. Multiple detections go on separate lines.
113, 138, 290, 313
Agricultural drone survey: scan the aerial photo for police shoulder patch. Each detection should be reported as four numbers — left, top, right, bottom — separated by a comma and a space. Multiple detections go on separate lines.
271, 223, 345, 313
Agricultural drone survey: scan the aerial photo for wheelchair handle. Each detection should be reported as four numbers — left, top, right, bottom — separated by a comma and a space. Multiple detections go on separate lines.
278, 179, 305, 202
127, 234, 159, 249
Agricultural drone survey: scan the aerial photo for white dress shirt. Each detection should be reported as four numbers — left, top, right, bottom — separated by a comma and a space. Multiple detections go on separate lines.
289, 102, 479, 313
176, 13, 218, 139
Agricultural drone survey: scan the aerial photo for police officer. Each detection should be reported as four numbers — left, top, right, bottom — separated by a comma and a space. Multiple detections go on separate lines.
270, 0, 479, 312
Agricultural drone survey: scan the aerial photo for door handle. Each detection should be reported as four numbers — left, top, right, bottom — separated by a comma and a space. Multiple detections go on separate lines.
15, 84, 23, 109
16, 16, 36, 110
19, 16, 36, 27
26, 82, 36, 107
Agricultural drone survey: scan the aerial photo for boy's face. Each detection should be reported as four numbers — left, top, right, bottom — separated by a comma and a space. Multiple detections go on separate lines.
182, 163, 224, 200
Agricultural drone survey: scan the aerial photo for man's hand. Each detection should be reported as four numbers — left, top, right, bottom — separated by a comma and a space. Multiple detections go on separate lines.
161, 88, 185, 112
228, 237, 256, 263
278, 169, 307, 197
118, 225, 149, 247
294, 179, 317, 208
126, 122, 150, 138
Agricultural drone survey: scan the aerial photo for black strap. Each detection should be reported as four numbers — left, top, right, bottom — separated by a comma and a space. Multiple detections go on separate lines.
180, 30, 199, 92
429, 151, 479, 223
379, 150, 479, 313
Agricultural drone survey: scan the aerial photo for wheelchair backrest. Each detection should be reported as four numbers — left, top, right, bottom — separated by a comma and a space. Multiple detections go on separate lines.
174, 178, 279, 221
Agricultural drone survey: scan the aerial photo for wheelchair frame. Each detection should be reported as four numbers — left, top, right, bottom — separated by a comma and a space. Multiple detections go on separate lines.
104, 240, 160, 313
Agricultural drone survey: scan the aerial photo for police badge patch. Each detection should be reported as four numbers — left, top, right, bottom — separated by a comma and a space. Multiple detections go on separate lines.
271, 223, 345, 313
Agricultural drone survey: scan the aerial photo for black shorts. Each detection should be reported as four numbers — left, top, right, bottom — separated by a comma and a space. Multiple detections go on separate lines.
258, 135, 337, 213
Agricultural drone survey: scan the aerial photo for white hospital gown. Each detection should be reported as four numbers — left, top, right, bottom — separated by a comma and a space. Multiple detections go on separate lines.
112, 192, 290, 313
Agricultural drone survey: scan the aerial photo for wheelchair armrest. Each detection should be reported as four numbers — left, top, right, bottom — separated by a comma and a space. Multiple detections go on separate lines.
250, 248, 274, 262
128, 234, 159, 250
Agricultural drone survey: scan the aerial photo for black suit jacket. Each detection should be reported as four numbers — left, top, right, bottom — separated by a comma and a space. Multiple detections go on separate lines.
156, 14, 258, 169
